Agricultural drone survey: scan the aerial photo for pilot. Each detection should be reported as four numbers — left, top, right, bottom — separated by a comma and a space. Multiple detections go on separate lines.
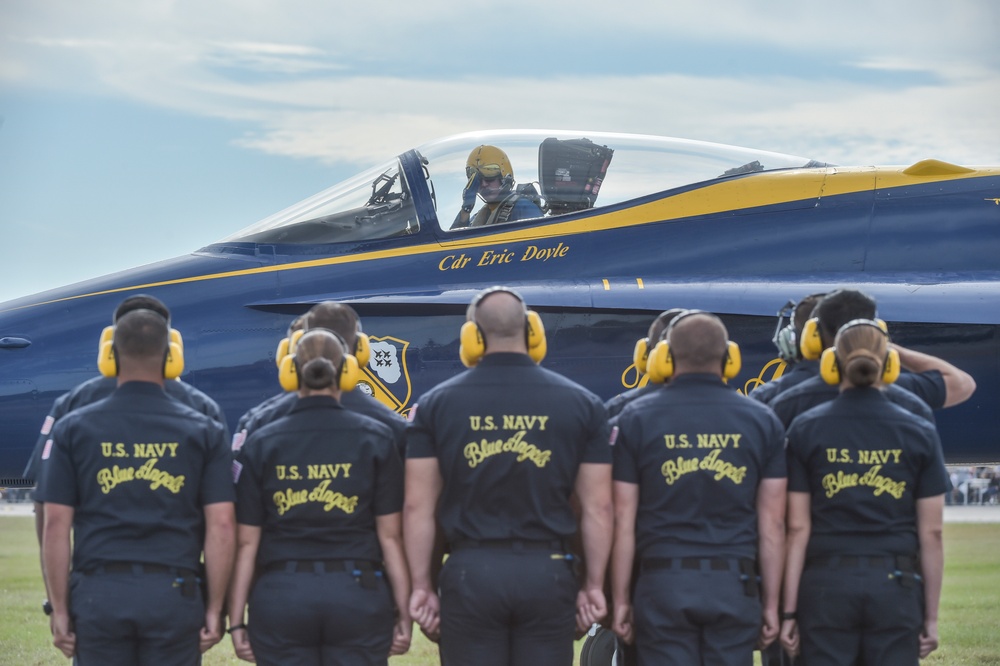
404, 286, 613, 666
750, 293, 825, 406
769, 289, 976, 430
26, 295, 228, 577
452, 145, 543, 228
609, 310, 787, 665
38, 309, 236, 664
605, 308, 685, 419
233, 302, 406, 458
228, 329, 411, 663
780, 319, 947, 663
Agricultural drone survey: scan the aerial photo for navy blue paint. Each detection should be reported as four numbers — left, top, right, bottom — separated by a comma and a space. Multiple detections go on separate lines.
1, 159, 997, 482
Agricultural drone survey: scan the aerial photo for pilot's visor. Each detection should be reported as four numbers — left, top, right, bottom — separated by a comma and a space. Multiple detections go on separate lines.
467, 163, 503, 179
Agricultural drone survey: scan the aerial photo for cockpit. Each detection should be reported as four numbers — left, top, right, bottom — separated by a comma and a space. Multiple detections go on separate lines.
221, 130, 828, 246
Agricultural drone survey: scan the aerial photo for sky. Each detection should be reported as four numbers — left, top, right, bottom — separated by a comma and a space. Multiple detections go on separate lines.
1, 0, 998, 304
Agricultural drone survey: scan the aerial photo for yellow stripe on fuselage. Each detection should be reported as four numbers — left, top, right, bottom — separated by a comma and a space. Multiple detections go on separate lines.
6, 166, 997, 312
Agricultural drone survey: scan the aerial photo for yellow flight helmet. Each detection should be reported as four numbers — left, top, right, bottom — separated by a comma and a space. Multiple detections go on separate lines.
466, 145, 514, 182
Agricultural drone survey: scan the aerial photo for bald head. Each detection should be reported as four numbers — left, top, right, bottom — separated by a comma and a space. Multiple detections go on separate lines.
304, 302, 360, 348
668, 313, 729, 376
473, 289, 528, 354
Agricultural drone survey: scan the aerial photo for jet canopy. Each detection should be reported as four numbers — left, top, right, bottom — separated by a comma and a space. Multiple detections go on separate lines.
222, 130, 826, 245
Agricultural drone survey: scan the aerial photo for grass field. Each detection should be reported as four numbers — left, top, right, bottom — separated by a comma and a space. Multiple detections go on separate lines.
2, 514, 997, 665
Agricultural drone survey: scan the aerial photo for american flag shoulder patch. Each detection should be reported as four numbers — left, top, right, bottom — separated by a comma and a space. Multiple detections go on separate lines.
42, 439, 54, 460
231, 430, 247, 452
608, 426, 619, 447
40, 415, 55, 436
232, 460, 243, 484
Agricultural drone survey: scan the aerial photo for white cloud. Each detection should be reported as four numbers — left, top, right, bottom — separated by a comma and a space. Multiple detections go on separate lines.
2, 1, 998, 165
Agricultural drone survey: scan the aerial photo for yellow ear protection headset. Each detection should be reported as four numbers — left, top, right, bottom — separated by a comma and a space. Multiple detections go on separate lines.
278, 331, 360, 392
277, 319, 369, 368
647, 310, 742, 384
97, 321, 184, 380
802, 316, 888, 361
819, 319, 899, 385
632, 309, 685, 378
459, 287, 547, 367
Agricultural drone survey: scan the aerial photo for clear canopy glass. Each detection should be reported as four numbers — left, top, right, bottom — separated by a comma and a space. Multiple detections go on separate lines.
222, 130, 827, 244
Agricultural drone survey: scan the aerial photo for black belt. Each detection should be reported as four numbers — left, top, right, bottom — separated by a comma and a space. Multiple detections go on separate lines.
807, 555, 916, 570
263, 559, 384, 589
641, 557, 752, 573
641, 557, 759, 597
263, 559, 383, 574
450, 539, 567, 552
83, 562, 197, 577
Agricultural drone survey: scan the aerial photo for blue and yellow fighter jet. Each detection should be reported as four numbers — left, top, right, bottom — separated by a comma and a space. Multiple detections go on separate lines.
1, 129, 998, 483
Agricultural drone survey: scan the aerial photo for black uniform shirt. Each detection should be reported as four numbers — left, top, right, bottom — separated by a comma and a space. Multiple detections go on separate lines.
236, 391, 406, 458
406, 353, 611, 544
894, 370, 946, 410
613, 373, 786, 561
786, 387, 948, 558
750, 361, 819, 406
605, 384, 661, 419
770, 375, 934, 430
234, 396, 402, 566
39, 381, 234, 572
26, 375, 228, 482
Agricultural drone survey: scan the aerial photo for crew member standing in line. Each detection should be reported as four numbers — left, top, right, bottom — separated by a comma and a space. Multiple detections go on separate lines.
404, 286, 613, 666
229, 329, 411, 665
233, 302, 406, 457
751, 293, 825, 406
26, 295, 227, 549
39, 309, 236, 664
610, 311, 787, 665
605, 308, 685, 419
780, 320, 946, 664
770, 289, 976, 429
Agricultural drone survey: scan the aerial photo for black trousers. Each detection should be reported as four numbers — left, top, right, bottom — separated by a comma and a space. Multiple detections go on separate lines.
69, 569, 203, 666
633, 563, 760, 666
798, 564, 923, 666
438, 547, 578, 666
249, 565, 395, 666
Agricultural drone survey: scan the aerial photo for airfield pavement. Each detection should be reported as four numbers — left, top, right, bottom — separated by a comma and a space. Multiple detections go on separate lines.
1, 500, 999, 521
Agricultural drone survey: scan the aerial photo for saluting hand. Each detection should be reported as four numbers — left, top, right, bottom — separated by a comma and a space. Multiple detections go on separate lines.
409, 587, 441, 637
50, 611, 76, 658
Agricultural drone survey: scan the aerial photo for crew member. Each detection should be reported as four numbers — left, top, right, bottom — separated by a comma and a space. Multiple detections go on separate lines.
751, 293, 825, 406
610, 310, 786, 665
605, 308, 685, 419
780, 319, 947, 663
452, 145, 543, 228
404, 286, 613, 665
229, 329, 410, 664
233, 302, 406, 457
27, 295, 228, 595
39, 309, 236, 664
770, 289, 976, 429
